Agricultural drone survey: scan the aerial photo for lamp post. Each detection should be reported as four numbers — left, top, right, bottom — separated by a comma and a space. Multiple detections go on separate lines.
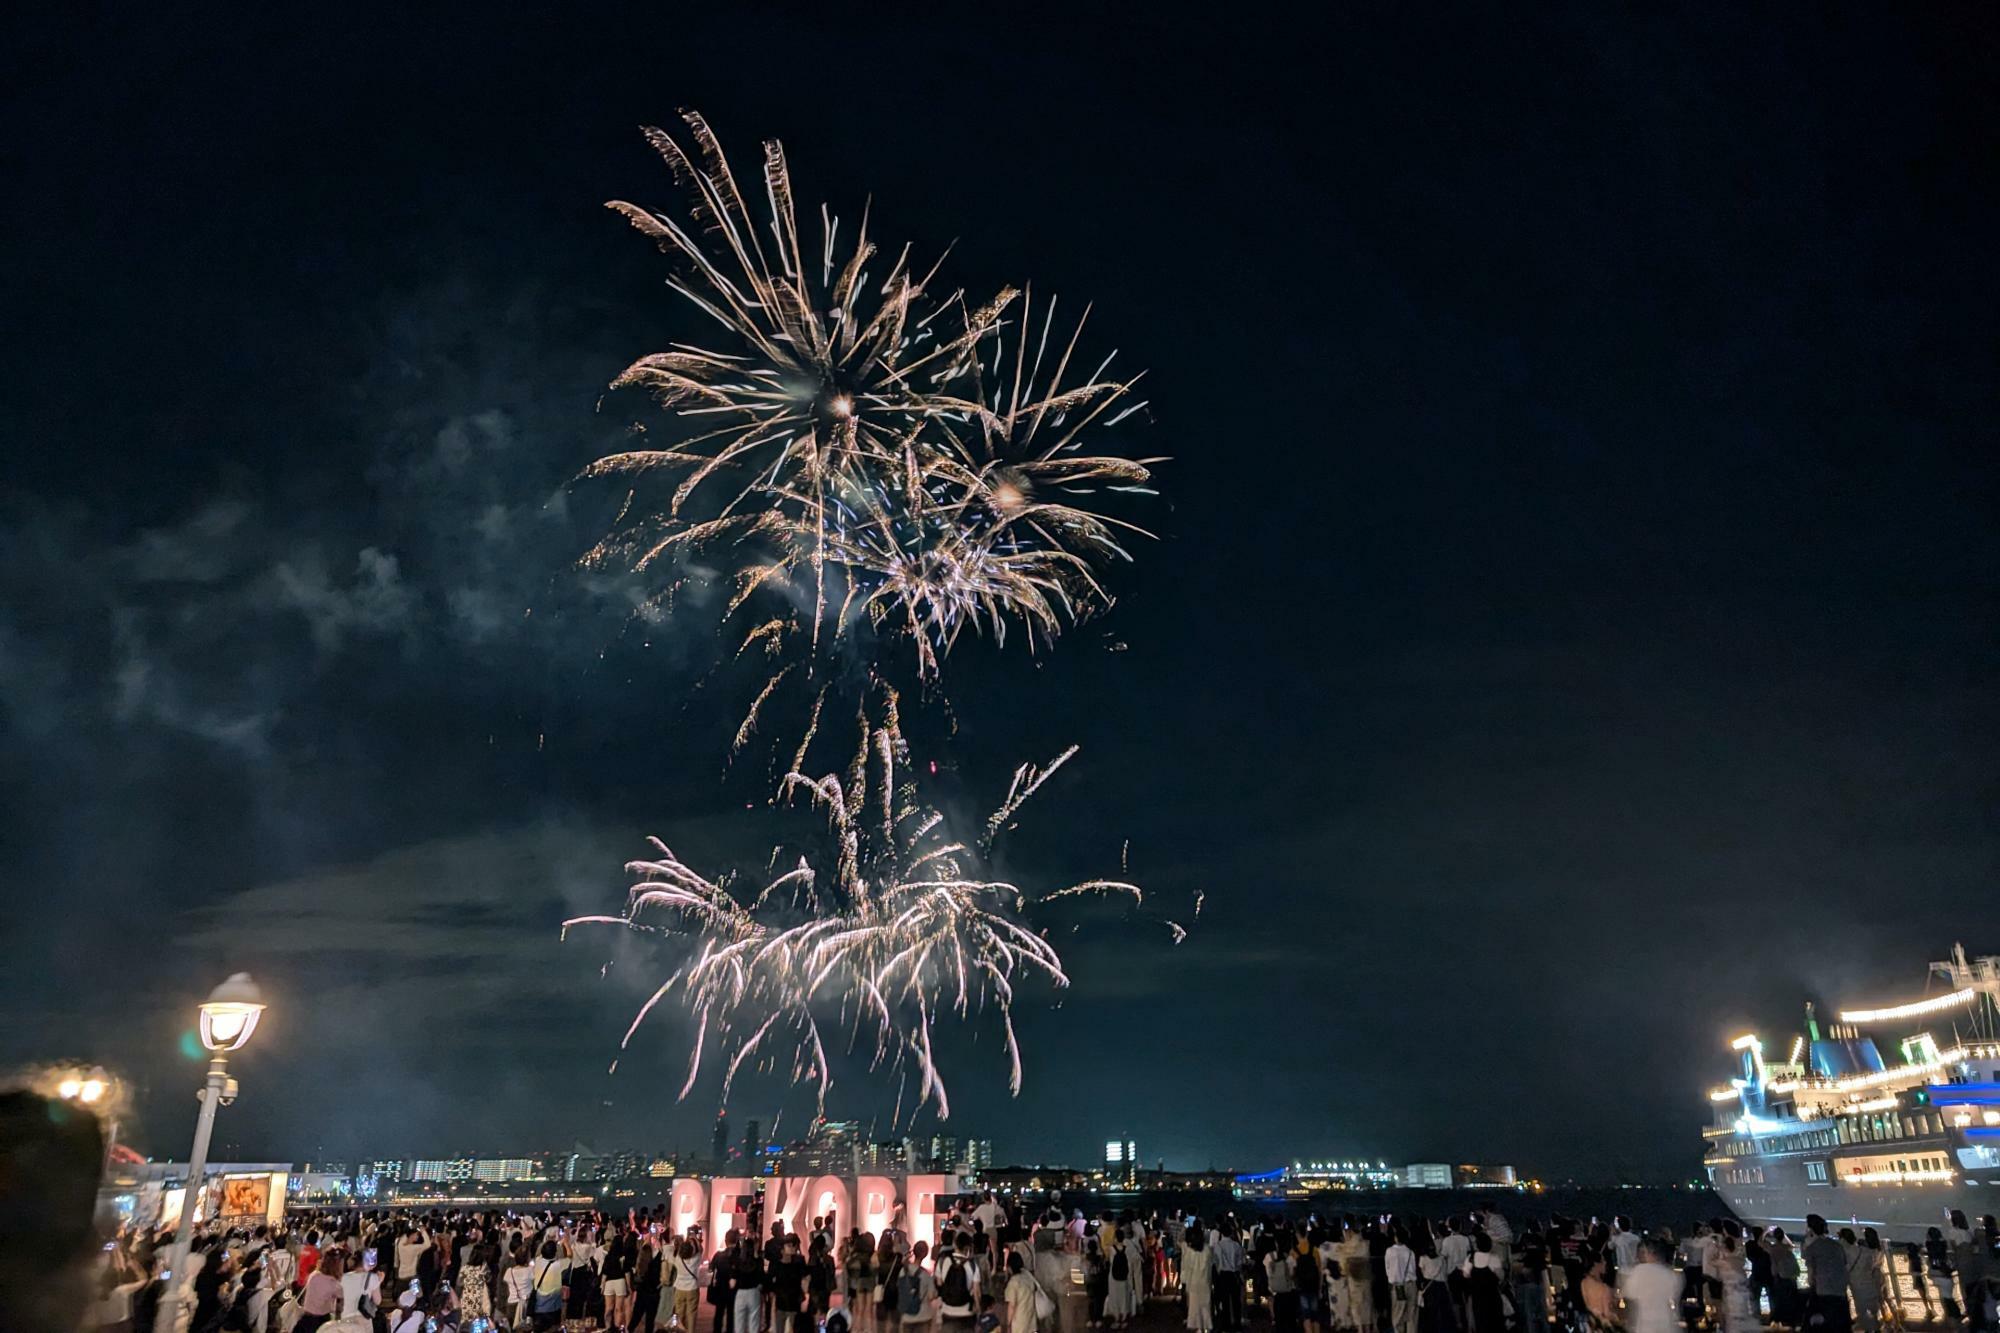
154, 974, 264, 1333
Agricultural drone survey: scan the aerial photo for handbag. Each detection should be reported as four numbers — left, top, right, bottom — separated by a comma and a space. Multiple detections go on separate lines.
1031, 1276, 1057, 1321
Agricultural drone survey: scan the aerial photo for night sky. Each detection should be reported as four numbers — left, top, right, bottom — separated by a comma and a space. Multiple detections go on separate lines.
4, 6, 1997, 1182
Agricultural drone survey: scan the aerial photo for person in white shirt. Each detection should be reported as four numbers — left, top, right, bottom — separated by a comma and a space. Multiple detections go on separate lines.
1180, 1228, 1216, 1333
938, 1234, 984, 1330
266, 1244, 298, 1296
1619, 1240, 1681, 1333
667, 1238, 705, 1332
974, 1194, 1008, 1240
395, 1230, 429, 1287
1609, 1218, 1644, 1274
1210, 1226, 1246, 1333
1436, 1222, 1472, 1276
339, 1261, 382, 1319
529, 1241, 570, 1331
1003, 1253, 1042, 1333
1385, 1231, 1419, 1333
388, 1289, 428, 1333
504, 1249, 535, 1329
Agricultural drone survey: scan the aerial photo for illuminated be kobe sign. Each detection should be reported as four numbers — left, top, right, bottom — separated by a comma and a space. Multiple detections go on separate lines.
667, 1174, 956, 1256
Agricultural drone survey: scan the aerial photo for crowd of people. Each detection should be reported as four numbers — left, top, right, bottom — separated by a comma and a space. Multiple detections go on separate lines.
86, 1194, 2000, 1333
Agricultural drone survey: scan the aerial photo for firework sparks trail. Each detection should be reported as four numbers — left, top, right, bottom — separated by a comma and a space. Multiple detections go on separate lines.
562, 691, 1176, 1118
580, 113, 1160, 687
560, 112, 1174, 1116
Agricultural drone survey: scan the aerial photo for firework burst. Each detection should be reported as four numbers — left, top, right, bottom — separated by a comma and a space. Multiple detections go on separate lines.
562, 688, 1169, 1118
580, 112, 1158, 681
561, 112, 1172, 1116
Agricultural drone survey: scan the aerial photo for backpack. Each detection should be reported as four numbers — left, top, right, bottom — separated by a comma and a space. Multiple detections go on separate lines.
1112, 1249, 1129, 1283
940, 1256, 973, 1308
899, 1268, 926, 1317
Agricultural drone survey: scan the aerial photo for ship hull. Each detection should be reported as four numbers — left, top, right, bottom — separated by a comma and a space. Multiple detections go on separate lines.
1710, 1137, 1985, 1242
1714, 1176, 1966, 1242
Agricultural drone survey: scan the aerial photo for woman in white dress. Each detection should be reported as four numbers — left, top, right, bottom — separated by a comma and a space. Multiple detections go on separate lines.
1181, 1229, 1215, 1332
1703, 1225, 1754, 1333
1337, 1227, 1375, 1333
1847, 1230, 1886, 1333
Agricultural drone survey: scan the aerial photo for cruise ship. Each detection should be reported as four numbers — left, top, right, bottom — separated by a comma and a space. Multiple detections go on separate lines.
1705, 946, 2000, 1240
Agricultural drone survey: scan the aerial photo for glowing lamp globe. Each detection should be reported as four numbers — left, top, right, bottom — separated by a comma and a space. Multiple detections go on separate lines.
198, 973, 266, 1053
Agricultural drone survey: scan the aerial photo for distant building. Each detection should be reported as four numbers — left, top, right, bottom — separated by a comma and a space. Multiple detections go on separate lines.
1104, 1137, 1138, 1186
863, 1138, 919, 1171
605, 1150, 650, 1179
474, 1158, 534, 1183
288, 1172, 353, 1202
982, 1164, 1089, 1192
1403, 1163, 1454, 1189
1456, 1163, 1517, 1188
780, 1120, 866, 1177
410, 1159, 474, 1184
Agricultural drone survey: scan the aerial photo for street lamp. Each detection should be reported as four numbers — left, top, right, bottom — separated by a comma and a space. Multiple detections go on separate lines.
56, 1065, 112, 1105
154, 974, 265, 1333
198, 976, 265, 1052
54, 1065, 121, 1174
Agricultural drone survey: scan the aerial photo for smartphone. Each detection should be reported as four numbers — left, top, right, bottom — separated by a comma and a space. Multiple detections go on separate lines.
365, 1248, 379, 1270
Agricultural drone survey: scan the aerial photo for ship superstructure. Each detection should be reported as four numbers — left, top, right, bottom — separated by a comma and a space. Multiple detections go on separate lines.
1704, 945, 2000, 1239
